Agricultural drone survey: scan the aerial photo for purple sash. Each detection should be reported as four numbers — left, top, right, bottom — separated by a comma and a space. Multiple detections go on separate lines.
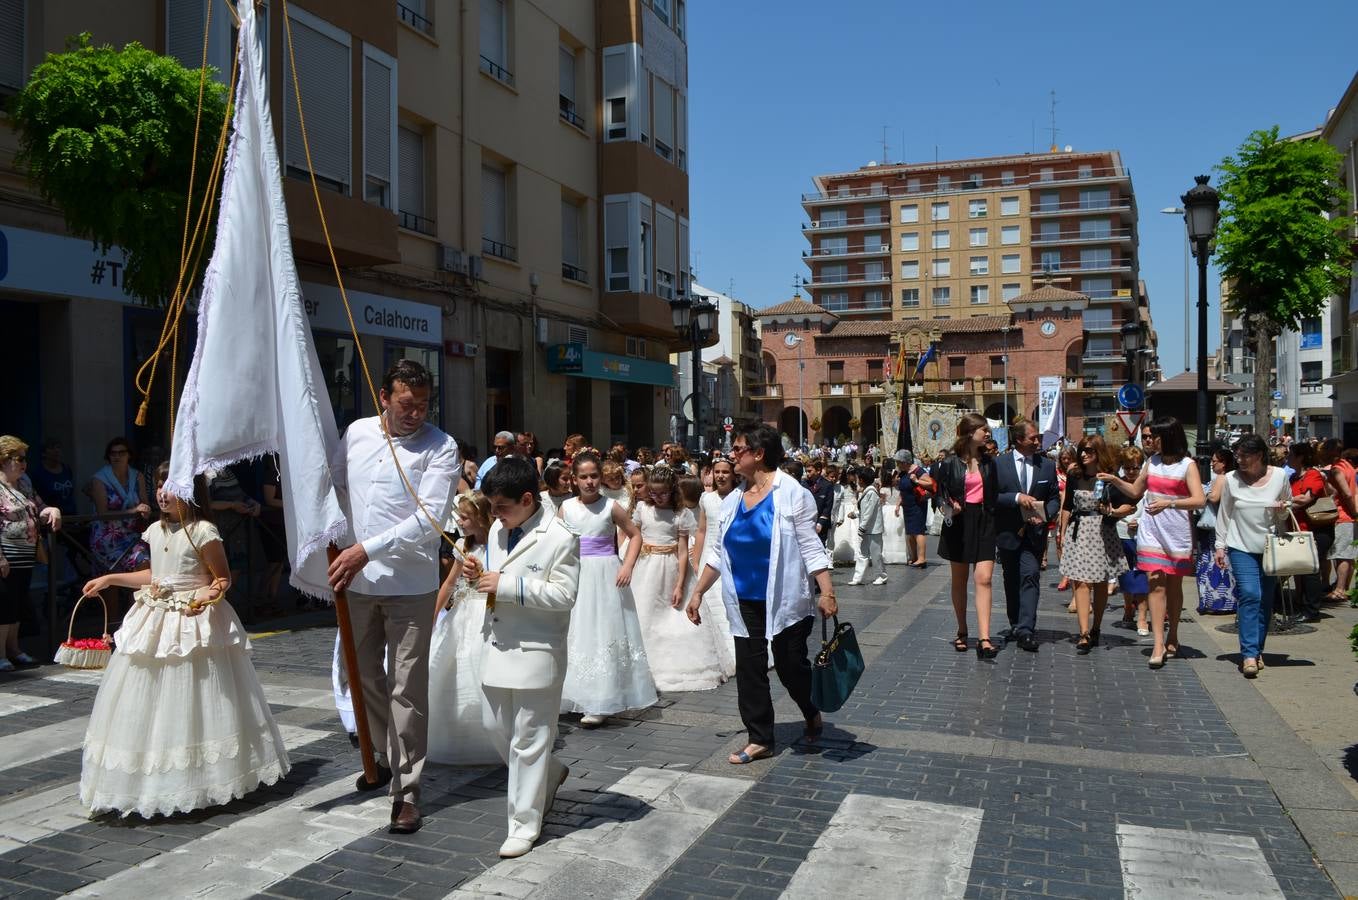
579, 535, 616, 557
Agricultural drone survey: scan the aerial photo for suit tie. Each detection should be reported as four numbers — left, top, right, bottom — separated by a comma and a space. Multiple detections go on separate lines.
507, 526, 524, 552
1020, 457, 1029, 494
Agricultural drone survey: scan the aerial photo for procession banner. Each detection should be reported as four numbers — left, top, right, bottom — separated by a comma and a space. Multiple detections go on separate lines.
1037, 376, 1064, 450
168, 1, 345, 599
912, 402, 963, 460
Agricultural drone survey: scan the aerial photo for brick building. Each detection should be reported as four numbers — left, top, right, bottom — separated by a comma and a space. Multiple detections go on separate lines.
756, 285, 1097, 446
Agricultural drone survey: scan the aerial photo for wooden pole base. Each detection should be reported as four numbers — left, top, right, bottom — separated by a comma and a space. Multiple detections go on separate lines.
328, 545, 378, 784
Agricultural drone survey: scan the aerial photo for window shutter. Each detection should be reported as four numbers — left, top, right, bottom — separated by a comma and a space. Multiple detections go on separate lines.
0, 0, 24, 90
676, 92, 687, 164
678, 218, 690, 295
479, 0, 504, 66
364, 53, 392, 207
284, 15, 350, 189
558, 45, 575, 106
166, 0, 207, 70
561, 200, 581, 266
398, 126, 424, 217
653, 78, 674, 152
481, 166, 507, 243
656, 209, 676, 277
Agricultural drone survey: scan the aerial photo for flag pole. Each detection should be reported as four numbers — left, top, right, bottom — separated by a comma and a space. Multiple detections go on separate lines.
328, 546, 378, 783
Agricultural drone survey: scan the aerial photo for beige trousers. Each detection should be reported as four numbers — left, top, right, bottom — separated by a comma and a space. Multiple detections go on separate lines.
346, 591, 436, 804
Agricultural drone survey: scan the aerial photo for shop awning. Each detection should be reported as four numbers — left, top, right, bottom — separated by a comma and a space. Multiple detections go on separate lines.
545, 343, 675, 387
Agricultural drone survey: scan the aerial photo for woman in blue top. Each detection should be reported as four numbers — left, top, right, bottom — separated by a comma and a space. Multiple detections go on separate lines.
686, 423, 837, 765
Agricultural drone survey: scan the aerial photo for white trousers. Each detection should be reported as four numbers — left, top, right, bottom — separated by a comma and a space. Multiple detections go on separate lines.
854, 532, 886, 582
482, 683, 567, 840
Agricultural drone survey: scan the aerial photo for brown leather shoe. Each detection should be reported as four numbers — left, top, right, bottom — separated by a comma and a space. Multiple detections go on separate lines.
355, 765, 392, 793
389, 800, 422, 834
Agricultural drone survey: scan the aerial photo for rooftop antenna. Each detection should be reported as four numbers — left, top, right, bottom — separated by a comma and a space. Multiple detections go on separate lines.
880, 125, 890, 164
793, 274, 802, 298
1048, 89, 1060, 152
692, 249, 700, 280
728, 277, 735, 297
900, 128, 905, 163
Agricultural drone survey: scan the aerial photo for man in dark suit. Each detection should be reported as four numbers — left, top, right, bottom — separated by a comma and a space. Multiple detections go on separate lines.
806, 459, 836, 545
995, 418, 1061, 651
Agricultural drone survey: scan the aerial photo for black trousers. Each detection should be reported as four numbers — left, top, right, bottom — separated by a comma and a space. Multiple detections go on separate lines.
999, 537, 1042, 637
1297, 526, 1335, 618
0, 565, 33, 626
734, 602, 818, 748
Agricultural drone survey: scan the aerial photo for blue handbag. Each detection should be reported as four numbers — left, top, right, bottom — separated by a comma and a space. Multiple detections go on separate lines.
810, 615, 864, 713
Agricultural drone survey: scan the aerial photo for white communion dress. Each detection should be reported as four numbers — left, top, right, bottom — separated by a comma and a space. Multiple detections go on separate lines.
693, 491, 737, 678
427, 541, 501, 764
80, 520, 289, 818
558, 497, 658, 715
830, 485, 861, 565
629, 503, 729, 692
882, 486, 911, 564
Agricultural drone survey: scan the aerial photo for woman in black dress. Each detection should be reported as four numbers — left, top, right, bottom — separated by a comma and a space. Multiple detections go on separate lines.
936, 413, 999, 658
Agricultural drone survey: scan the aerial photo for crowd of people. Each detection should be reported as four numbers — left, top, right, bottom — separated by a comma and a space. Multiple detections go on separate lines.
3, 359, 1354, 857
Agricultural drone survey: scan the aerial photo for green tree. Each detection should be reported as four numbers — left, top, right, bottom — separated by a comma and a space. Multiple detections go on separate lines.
1215, 126, 1353, 437
9, 34, 229, 306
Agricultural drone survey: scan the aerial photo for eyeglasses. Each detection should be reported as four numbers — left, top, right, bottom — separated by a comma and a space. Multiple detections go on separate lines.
730, 445, 752, 457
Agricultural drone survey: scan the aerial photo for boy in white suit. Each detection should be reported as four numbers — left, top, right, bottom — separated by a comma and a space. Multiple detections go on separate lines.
469, 456, 580, 859
851, 465, 887, 586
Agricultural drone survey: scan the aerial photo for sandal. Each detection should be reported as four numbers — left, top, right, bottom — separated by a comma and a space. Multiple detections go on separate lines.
728, 746, 773, 765
976, 638, 998, 659
1165, 643, 1179, 659
1076, 632, 1092, 655
952, 631, 969, 652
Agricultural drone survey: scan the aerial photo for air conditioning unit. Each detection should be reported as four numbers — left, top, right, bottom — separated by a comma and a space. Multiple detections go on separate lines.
438, 245, 466, 274
810, 220, 820, 228
463, 342, 479, 357
467, 255, 484, 282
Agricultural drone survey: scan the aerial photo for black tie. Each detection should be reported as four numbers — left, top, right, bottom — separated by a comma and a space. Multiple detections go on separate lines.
507, 526, 524, 552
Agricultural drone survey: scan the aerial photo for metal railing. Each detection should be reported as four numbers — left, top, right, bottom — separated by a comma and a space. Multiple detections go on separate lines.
562, 262, 588, 283
559, 96, 586, 129
397, 2, 434, 34
820, 294, 891, 312
803, 216, 887, 231
1029, 197, 1134, 215
1032, 226, 1136, 244
804, 272, 891, 286
1036, 259, 1134, 274
479, 55, 514, 87
399, 210, 436, 235
482, 236, 518, 261
802, 245, 891, 258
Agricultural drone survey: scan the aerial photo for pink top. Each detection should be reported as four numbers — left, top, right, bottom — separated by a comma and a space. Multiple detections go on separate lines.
964, 471, 983, 504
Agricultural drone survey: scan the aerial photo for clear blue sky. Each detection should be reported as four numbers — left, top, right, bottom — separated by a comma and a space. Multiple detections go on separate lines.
686, 0, 1358, 376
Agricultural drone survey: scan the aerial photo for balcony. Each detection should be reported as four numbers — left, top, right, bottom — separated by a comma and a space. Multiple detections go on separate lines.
803, 216, 890, 233
1300, 382, 1328, 396
1082, 348, 1125, 364
1029, 197, 1135, 218
1083, 321, 1125, 335
818, 293, 891, 314
821, 381, 854, 398
800, 165, 1131, 205
751, 383, 781, 400
1085, 288, 1137, 305
804, 272, 892, 290
479, 55, 514, 88
398, 2, 434, 35
802, 244, 892, 261
1034, 258, 1134, 276
1031, 226, 1136, 247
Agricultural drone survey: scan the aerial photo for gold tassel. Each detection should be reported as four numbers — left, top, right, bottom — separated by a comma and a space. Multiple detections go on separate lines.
134, 399, 149, 427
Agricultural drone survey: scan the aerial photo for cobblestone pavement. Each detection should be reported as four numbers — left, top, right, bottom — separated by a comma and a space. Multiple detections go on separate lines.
0, 559, 1350, 898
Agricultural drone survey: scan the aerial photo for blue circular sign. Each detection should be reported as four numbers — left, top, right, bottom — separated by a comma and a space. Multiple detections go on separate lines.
1117, 383, 1144, 410
1273, 418, 1284, 428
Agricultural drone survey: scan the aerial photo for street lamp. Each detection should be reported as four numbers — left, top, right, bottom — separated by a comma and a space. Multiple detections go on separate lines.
1181, 174, 1221, 475
669, 292, 718, 453
1160, 206, 1189, 372
1120, 320, 1142, 445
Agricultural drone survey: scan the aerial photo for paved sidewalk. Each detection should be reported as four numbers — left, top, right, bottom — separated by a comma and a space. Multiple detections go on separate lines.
0, 561, 1350, 898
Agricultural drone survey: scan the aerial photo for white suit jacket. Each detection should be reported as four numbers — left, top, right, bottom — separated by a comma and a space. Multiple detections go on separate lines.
479, 506, 580, 691
703, 469, 831, 639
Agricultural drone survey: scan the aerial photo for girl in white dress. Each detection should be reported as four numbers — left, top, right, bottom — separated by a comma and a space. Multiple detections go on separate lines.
829, 466, 861, 565
559, 451, 657, 725
881, 469, 911, 565
79, 465, 289, 818
630, 466, 728, 692
691, 456, 740, 678
539, 460, 575, 520
427, 492, 501, 764
600, 459, 629, 505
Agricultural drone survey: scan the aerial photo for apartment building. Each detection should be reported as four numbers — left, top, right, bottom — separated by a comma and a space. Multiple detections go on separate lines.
0, 0, 689, 483
1322, 71, 1358, 443
797, 149, 1145, 435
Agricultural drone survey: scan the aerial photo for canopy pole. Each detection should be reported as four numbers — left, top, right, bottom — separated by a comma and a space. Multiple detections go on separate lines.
328, 545, 378, 783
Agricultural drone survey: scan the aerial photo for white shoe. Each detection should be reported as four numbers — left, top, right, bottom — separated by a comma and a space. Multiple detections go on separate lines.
1137, 628, 1150, 637
871, 575, 888, 586
579, 714, 606, 728
847, 579, 862, 586
0, 659, 14, 673
498, 837, 534, 858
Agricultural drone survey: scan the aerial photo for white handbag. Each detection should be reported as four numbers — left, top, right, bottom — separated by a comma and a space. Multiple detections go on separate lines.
1263, 510, 1320, 577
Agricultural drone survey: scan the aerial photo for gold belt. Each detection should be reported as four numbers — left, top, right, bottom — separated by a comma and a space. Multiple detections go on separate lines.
641, 543, 677, 556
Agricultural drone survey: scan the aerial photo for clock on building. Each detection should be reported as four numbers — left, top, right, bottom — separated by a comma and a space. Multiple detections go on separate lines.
1040, 320, 1057, 337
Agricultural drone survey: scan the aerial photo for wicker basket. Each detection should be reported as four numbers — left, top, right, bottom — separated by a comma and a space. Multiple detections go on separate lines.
54, 593, 113, 670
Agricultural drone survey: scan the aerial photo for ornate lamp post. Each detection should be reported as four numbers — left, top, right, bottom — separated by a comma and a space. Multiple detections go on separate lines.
1181, 175, 1221, 473
670, 292, 718, 453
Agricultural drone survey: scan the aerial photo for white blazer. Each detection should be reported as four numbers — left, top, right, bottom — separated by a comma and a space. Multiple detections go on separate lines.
479, 506, 580, 691
703, 469, 831, 639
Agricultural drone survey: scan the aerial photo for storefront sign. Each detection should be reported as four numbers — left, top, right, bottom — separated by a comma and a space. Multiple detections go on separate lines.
545, 343, 674, 387
0, 225, 442, 343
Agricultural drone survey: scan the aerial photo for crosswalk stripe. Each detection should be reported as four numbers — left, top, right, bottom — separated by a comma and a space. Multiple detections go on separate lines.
450, 767, 754, 899
783, 794, 983, 899
0, 716, 91, 773
0, 691, 60, 717
1117, 824, 1287, 899
0, 725, 333, 845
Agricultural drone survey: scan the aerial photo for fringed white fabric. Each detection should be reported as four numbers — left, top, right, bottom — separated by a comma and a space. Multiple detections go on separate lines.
166, 0, 345, 601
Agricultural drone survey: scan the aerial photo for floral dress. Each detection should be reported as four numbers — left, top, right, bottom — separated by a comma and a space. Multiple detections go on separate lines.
89, 467, 150, 573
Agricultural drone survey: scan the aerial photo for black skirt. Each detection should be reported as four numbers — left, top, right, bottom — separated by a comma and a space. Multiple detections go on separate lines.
938, 503, 996, 564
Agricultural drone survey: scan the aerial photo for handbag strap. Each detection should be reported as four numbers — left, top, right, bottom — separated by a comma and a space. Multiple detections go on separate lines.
821, 613, 840, 643
1271, 507, 1303, 534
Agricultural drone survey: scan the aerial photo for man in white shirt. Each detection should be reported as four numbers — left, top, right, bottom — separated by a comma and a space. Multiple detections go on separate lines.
328, 359, 460, 835
476, 432, 516, 489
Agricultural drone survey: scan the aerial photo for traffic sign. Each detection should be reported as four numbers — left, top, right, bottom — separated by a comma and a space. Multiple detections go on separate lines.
1272, 390, 1282, 400
1117, 383, 1144, 410
1116, 409, 1146, 439
722, 416, 734, 427
1273, 418, 1284, 428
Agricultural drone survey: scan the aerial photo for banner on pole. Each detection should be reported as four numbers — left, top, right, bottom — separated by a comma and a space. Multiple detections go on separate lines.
1037, 376, 1064, 449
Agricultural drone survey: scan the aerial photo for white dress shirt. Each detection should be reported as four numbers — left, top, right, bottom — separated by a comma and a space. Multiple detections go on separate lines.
333, 416, 461, 595
1013, 449, 1032, 493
